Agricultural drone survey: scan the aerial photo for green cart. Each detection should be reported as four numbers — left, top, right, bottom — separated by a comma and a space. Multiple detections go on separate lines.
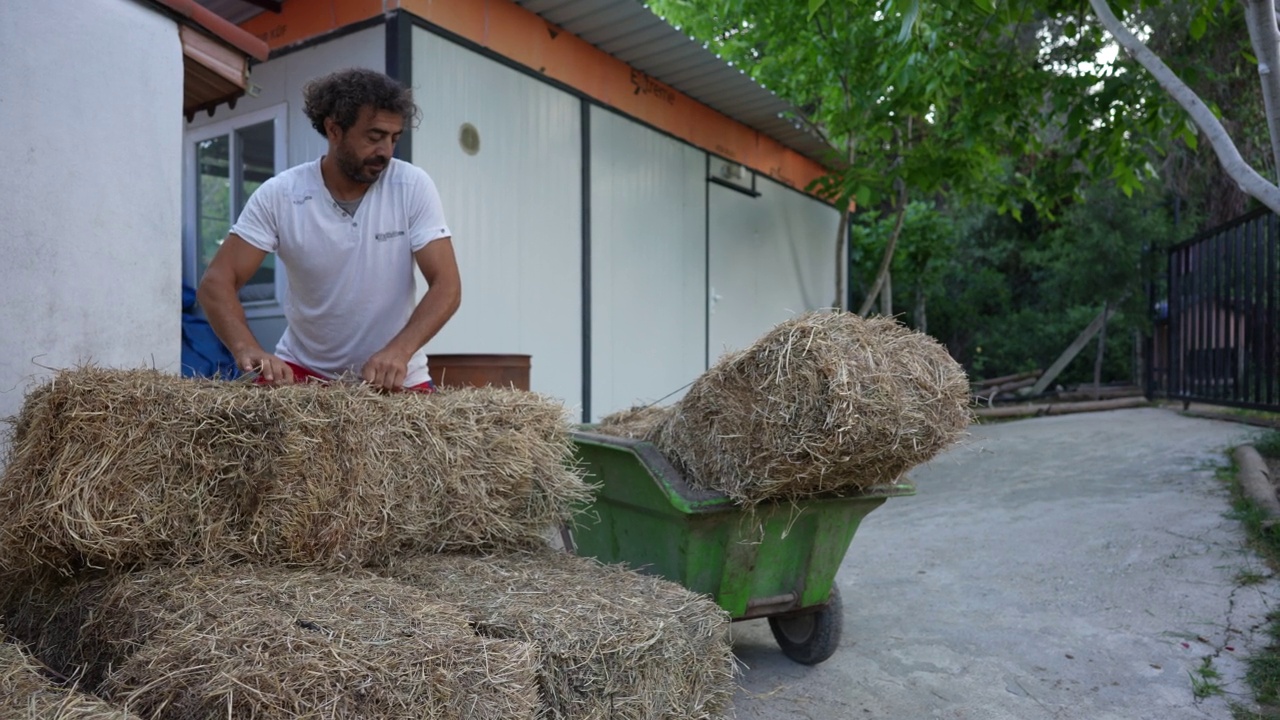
566, 431, 915, 665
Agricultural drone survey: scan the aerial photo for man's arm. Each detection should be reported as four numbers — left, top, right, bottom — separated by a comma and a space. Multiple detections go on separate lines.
197, 234, 294, 384
362, 237, 462, 390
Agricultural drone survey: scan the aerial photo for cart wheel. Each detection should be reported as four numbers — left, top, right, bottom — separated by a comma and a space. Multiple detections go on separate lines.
767, 585, 843, 665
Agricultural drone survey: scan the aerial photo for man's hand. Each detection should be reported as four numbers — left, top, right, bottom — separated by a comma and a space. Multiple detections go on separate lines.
236, 347, 295, 385
359, 238, 460, 392
199, 234, 279, 384
362, 346, 411, 391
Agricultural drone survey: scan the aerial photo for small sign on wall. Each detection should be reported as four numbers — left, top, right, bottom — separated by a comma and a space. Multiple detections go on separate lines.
709, 156, 757, 196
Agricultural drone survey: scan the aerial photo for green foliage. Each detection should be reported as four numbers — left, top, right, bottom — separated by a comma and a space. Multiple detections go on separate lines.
848, 201, 955, 299
1142, 0, 1274, 229
652, 0, 1185, 220
1033, 183, 1173, 315
882, 181, 1175, 384
1191, 656, 1224, 699
1255, 431, 1280, 459
1225, 460, 1280, 717
653, 0, 1044, 212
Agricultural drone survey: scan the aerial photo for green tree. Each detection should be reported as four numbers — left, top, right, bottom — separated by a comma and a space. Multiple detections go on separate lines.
848, 201, 956, 330
1032, 182, 1173, 386
919, 181, 1172, 384
810, 0, 1280, 217
1085, 0, 1280, 213
1140, 1, 1269, 229
651, 0, 1176, 312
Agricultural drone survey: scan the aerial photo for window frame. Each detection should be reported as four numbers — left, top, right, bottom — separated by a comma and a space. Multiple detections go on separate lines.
182, 103, 288, 316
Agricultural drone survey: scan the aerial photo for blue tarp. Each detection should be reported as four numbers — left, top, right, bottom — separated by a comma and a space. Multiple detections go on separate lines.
181, 284, 240, 379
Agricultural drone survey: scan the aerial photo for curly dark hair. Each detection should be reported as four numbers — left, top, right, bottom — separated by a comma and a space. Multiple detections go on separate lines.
302, 68, 420, 136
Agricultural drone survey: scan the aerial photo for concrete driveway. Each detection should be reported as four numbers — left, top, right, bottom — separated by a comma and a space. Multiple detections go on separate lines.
731, 407, 1276, 719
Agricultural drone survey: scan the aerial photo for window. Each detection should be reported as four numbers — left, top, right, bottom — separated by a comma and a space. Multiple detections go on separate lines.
184, 104, 286, 308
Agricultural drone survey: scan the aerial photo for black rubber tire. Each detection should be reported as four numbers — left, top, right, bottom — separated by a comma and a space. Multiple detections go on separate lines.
767, 585, 844, 665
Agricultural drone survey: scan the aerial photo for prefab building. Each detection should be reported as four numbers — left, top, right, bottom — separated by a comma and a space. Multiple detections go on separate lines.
183, 0, 845, 421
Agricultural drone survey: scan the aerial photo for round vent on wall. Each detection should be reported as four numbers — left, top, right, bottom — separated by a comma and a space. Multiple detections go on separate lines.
459, 123, 480, 156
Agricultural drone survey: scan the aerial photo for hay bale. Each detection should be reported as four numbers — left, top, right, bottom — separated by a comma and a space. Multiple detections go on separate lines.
377, 551, 735, 720
0, 630, 130, 719
239, 381, 589, 565
3, 565, 542, 720
594, 405, 673, 440
0, 368, 590, 578
0, 372, 273, 577
649, 311, 970, 504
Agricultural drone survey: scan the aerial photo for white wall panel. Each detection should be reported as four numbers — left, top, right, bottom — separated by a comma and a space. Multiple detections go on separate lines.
412, 29, 583, 411
708, 177, 841, 358
589, 108, 706, 421
0, 0, 183, 433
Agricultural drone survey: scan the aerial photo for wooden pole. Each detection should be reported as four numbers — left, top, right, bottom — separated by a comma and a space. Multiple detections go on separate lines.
972, 369, 1043, 390
973, 396, 1148, 419
1030, 304, 1121, 396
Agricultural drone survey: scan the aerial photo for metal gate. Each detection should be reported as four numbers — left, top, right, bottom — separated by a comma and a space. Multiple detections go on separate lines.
1165, 208, 1280, 410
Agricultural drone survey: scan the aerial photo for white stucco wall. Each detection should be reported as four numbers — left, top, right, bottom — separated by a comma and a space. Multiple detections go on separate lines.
0, 0, 184, 429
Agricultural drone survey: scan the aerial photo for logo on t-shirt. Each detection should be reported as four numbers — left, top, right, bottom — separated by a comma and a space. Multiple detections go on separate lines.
375, 230, 406, 241
292, 195, 313, 205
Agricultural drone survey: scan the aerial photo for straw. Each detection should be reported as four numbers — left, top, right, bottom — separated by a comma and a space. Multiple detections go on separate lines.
0, 628, 131, 719
376, 550, 736, 720
631, 311, 971, 504
2, 565, 542, 720
0, 368, 591, 580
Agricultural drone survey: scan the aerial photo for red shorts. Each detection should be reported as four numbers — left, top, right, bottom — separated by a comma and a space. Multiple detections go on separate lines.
254, 360, 436, 393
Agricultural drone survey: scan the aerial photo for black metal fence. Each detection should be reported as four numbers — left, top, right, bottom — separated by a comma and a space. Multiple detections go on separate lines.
1160, 208, 1280, 411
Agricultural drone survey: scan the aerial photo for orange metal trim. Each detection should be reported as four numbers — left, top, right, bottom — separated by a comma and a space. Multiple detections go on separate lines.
151, 0, 269, 60
240, 0, 835, 196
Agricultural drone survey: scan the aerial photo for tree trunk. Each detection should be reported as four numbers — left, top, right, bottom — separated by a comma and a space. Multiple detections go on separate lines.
915, 287, 927, 335
881, 270, 893, 316
1030, 301, 1123, 396
833, 206, 850, 309
1087, 0, 1280, 213
1136, 330, 1146, 386
1244, 0, 1280, 183
857, 177, 908, 317
973, 396, 1147, 419
1093, 300, 1109, 400
833, 137, 857, 310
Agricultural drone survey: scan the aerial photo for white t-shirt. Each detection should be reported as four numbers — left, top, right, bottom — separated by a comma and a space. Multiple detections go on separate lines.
230, 158, 451, 387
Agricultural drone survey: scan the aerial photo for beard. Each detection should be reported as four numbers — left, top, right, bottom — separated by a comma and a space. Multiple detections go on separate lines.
336, 143, 389, 184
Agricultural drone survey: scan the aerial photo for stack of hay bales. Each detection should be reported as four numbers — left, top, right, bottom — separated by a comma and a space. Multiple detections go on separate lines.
0, 368, 735, 719
3, 568, 542, 719
597, 311, 971, 504
377, 551, 734, 720
1, 629, 129, 719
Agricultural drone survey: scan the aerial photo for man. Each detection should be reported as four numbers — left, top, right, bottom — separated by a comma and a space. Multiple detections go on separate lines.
198, 68, 460, 392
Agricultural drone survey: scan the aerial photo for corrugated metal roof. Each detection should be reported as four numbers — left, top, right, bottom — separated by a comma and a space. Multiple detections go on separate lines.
192, 0, 834, 165
513, 0, 836, 166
